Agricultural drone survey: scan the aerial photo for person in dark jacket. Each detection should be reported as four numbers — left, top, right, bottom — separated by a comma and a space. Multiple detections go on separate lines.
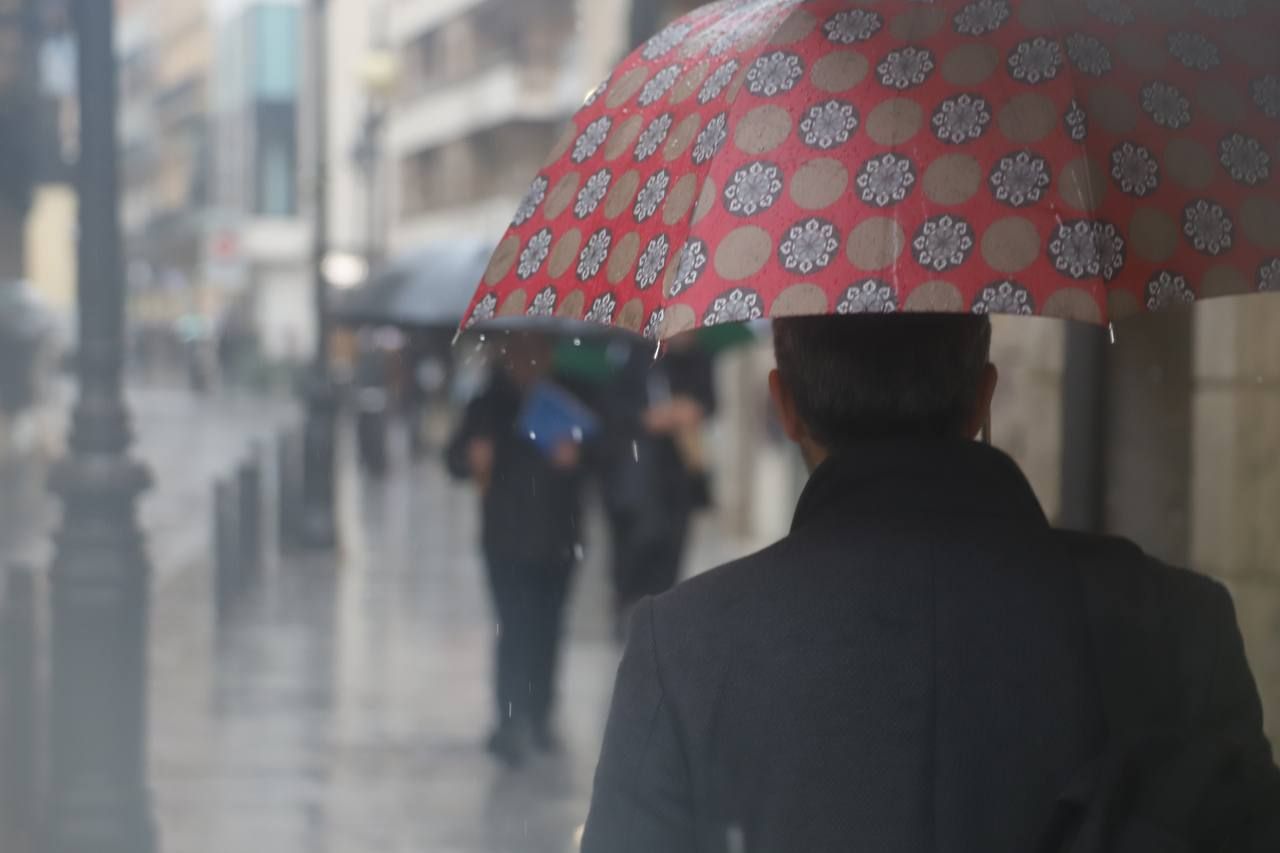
595, 338, 717, 638
582, 314, 1279, 853
447, 334, 585, 767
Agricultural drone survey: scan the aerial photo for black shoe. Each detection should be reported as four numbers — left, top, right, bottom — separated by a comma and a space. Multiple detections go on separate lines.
486, 724, 528, 768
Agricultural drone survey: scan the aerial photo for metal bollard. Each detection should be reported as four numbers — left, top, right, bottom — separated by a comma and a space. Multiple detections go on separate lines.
238, 455, 263, 581
214, 478, 241, 617
277, 429, 302, 552
0, 565, 40, 853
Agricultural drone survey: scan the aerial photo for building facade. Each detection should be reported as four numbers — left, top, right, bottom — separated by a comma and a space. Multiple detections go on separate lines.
207, 0, 311, 362
323, 0, 375, 261
384, 0, 625, 252
117, 0, 217, 345
113, 0, 429, 369
1, 0, 70, 567
118, 0, 314, 366
0, 0, 41, 284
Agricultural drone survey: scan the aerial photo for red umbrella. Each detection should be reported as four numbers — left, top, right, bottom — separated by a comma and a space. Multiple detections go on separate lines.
464, 0, 1280, 340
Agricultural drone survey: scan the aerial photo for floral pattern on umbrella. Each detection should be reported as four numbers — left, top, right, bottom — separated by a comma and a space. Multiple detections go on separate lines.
467, 0, 1280, 339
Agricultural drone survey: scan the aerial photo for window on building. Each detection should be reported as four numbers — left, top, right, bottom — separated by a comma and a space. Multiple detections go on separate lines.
259, 135, 294, 217
252, 3, 298, 101
253, 96, 297, 217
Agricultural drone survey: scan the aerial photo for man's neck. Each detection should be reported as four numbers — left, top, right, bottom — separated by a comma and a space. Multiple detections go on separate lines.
799, 429, 982, 472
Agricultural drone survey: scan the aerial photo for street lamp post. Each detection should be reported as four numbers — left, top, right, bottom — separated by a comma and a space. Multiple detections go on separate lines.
46, 1, 156, 852
352, 111, 383, 267
300, 0, 338, 549
352, 49, 397, 271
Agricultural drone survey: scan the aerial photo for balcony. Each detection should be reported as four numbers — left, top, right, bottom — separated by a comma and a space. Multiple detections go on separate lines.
387, 56, 580, 158
391, 194, 519, 255
388, 0, 488, 47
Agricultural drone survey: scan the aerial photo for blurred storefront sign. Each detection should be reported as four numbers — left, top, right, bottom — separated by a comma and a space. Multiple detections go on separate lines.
204, 225, 248, 289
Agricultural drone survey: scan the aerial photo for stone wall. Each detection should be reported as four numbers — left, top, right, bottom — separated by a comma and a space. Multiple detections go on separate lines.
1191, 298, 1280, 742
989, 317, 1066, 522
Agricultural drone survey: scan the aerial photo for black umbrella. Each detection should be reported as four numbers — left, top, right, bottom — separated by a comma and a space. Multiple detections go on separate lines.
333, 238, 495, 330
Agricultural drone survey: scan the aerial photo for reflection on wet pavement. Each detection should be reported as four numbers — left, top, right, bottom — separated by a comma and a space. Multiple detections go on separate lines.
149, 437, 619, 853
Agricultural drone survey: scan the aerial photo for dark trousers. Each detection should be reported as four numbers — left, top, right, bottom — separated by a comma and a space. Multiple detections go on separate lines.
607, 506, 690, 620
485, 556, 574, 731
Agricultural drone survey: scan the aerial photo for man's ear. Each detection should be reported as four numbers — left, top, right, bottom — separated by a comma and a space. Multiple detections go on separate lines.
967, 363, 1000, 441
769, 369, 807, 444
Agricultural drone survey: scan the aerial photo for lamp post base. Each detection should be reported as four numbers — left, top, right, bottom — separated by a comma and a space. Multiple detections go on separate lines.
47, 445, 156, 853
47, 0, 156, 848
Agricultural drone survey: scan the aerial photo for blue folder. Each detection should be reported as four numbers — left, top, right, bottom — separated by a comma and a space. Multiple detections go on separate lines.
518, 381, 600, 457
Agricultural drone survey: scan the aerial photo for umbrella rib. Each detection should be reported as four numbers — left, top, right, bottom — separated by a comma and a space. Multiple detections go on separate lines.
1038, 2, 1112, 323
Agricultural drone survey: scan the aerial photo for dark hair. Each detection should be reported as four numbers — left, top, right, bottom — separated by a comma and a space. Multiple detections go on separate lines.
773, 314, 992, 446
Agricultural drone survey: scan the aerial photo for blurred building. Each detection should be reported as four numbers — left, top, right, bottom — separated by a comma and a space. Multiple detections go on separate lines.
381, 0, 704, 253
324, 0, 375, 261
208, 0, 310, 363
0, 0, 70, 565
384, 0, 642, 251
117, 0, 216, 348
0, 0, 40, 285
111, 0, 387, 370
115, 0, 314, 366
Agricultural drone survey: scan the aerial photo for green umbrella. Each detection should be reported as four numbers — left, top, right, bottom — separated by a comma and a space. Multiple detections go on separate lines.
553, 337, 632, 384
552, 323, 758, 385
693, 322, 756, 356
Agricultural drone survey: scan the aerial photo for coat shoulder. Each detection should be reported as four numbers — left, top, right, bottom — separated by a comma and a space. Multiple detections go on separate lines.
657, 537, 792, 607
1052, 529, 1232, 617
644, 537, 796, 651
1052, 530, 1237, 711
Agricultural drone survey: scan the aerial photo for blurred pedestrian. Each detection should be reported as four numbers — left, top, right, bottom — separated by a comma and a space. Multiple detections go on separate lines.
583, 315, 1279, 852
446, 334, 587, 767
406, 336, 451, 457
354, 329, 394, 476
215, 306, 259, 388
595, 338, 716, 639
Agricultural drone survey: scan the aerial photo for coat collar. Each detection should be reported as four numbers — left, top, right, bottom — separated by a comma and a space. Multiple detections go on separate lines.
791, 439, 1050, 535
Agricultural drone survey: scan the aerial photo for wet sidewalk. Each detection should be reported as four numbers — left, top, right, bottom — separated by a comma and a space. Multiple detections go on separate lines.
147, 434, 750, 853
0, 384, 294, 573
130, 385, 295, 585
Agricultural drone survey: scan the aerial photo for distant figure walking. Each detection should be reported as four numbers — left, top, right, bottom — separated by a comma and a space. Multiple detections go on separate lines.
447, 334, 587, 767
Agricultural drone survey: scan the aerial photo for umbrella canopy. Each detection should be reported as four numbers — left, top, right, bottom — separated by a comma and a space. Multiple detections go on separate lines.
337, 238, 495, 329
464, 0, 1280, 339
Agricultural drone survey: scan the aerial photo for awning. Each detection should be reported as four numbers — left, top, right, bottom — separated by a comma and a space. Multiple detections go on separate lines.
332, 238, 495, 331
